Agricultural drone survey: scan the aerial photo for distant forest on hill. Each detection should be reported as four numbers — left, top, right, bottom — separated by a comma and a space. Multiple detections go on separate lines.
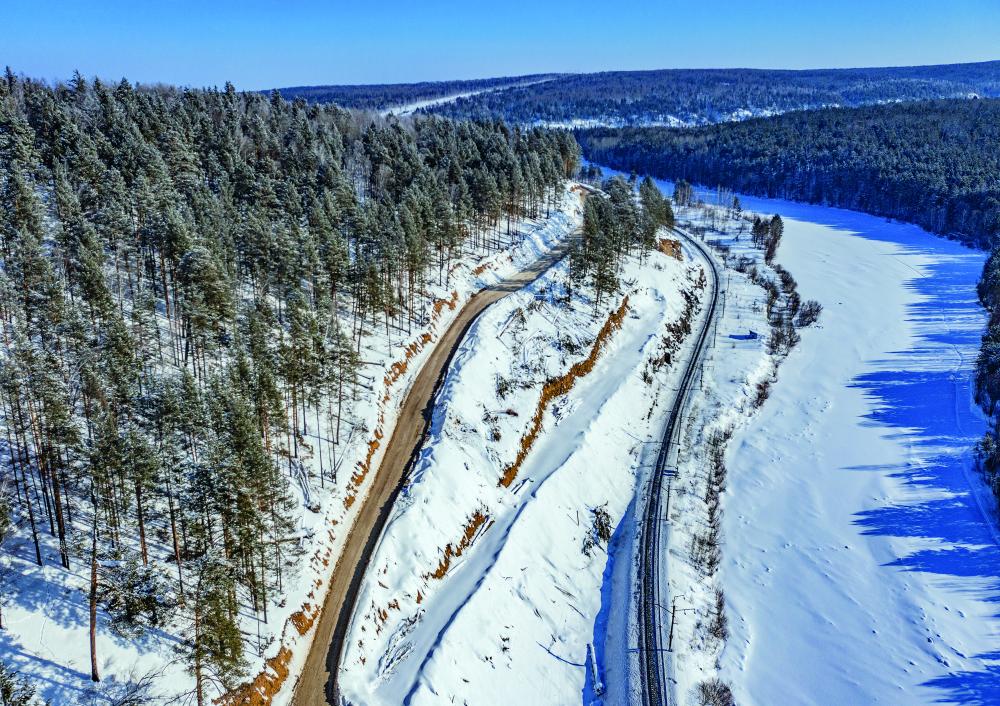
578, 98, 1000, 248
576, 94, 1000, 514
424, 61, 1000, 126
274, 74, 560, 111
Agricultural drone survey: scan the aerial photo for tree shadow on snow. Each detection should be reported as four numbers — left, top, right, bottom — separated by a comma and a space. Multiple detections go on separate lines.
600, 175, 1000, 703
582, 499, 634, 706
923, 653, 1000, 706
838, 221, 1000, 704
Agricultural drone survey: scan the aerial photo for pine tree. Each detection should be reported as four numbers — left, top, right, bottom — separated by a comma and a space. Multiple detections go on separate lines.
179, 552, 245, 706
0, 660, 43, 706
766, 214, 784, 263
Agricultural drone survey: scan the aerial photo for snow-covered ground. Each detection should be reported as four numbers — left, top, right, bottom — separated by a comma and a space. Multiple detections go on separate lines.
533, 107, 783, 130
576, 169, 787, 705
381, 77, 557, 117
338, 224, 713, 705
585, 166, 1000, 705
0, 189, 583, 706
380, 89, 495, 117
8, 159, 998, 706
715, 199, 1000, 705
533, 116, 691, 130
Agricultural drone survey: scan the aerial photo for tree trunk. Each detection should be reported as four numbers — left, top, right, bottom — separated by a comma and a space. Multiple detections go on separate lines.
167, 477, 185, 600
316, 404, 324, 488
194, 599, 204, 706
49, 450, 70, 569
4, 416, 41, 565
135, 479, 148, 565
89, 486, 100, 683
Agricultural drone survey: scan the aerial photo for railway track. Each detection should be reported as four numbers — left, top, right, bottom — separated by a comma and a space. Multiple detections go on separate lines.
638, 227, 721, 706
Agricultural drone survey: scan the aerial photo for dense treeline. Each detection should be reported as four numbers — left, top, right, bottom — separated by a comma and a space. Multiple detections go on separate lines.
578, 99, 1000, 249
274, 74, 559, 111
976, 256, 1000, 507
427, 62, 1000, 126
0, 69, 577, 702
577, 97, 1000, 512
569, 175, 673, 303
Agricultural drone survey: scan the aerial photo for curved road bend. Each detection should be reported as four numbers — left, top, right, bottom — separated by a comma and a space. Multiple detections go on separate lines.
639, 227, 720, 706
293, 225, 582, 706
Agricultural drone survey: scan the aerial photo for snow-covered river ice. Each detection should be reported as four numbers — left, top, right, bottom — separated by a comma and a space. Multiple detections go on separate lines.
710, 194, 1000, 705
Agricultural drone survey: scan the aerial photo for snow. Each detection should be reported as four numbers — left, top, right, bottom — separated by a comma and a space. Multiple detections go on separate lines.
382, 77, 558, 117
381, 90, 496, 117
337, 165, 1000, 706
533, 116, 691, 130
7, 159, 999, 706
716, 201, 1000, 705
584, 164, 1000, 705
338, 219, 712, 705
532, 108, 782, 130
0, 188, 583, 706
575, 167, 783, 705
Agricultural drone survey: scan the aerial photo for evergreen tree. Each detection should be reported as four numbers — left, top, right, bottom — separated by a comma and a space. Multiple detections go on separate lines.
179, 552, 245, 706
0, 661, 43, 706
0, 72, 576, 702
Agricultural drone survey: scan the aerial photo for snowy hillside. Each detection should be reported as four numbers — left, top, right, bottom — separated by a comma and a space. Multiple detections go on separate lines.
338, 224, 711, 705
383, 77, 559, 117
576, 175, 819, 705
611, 171, 1000, 704
0, 187, 583, 706
572, 168, 1000, 705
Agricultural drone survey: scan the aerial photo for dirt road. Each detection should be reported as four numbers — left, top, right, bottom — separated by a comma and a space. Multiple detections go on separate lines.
293, 228, 580, 706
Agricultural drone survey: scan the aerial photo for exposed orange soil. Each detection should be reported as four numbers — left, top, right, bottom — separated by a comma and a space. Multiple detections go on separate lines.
658, 238, 683, 260
425, 510, 491, 580
289, 223, 580, 706
499, 296, 630, 488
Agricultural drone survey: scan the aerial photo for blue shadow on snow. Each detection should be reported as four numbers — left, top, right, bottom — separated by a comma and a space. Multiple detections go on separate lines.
835, 213, 1000, 705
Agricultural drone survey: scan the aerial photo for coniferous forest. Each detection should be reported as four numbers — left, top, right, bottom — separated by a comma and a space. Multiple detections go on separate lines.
5, 0, 1000, 698
578, 97, 1000, 514
275, 74, 559, 111
569, 175, 674, 305
424, 62, 1000, 126
0, 70, 578, 702
577, 99, 1000, 248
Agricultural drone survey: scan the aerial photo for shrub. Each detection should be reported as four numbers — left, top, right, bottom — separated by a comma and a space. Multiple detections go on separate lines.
795, 300, 823, 327
698, 678, 736, 706
709, 588, 729, 641
754, 379, 771, 408
583, 505, 614, 556
0, 661, 41, 706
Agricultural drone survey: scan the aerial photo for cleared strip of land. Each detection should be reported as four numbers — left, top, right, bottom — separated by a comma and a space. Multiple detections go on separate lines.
292, 226, 580, 706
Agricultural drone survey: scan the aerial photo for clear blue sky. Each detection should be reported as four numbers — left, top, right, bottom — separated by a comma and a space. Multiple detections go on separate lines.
3, 0, 999, 90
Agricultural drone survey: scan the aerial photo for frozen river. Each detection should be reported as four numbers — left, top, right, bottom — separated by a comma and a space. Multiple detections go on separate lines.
712, 194, 1000, 705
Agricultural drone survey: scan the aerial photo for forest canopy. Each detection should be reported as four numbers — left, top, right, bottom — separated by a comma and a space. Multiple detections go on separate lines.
425, 62, 1000, 126
274, 74, 560, 111
578, 98, 1000, 249
578, 95, 1000, 514
0, 69, 578, 701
